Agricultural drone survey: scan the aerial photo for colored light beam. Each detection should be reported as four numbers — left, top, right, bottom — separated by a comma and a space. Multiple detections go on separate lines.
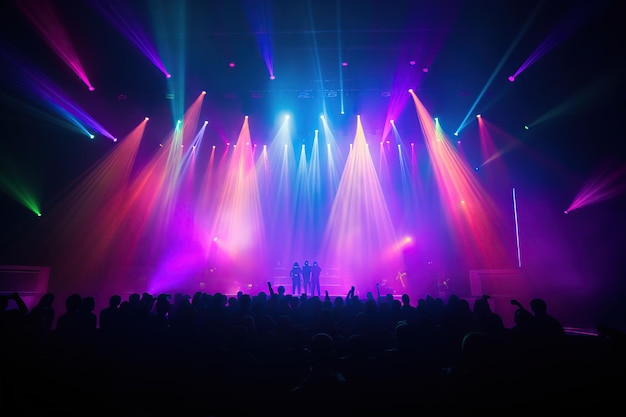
89, 0, 170, 78
0, 151, 41, 216
1, 47, 115, 140
150, 0, 187, 123
0, 91, 90, 137
478, 116, 523, 168
243, 0, 274, 79
508, 0, 611, 82
208, 116, 267, 284
454, 2, 543, 135
382, 47, 429, 142
565, 165, 626, 214
411, 90, 514, 269
306, 0, 326, 104
336, 1, 345, 114
24, 118, 148, 294
321, 115, 403, 292
525, 68, 620, 130
16, 0, 95, 90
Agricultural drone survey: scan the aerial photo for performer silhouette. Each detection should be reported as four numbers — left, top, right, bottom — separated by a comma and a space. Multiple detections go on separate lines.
310, 261, 322, 297
302, 261, 312, 296
290, 262, 302, 295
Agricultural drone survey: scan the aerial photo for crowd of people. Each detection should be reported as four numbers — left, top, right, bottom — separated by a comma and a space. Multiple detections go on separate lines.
1, 284, 625, 416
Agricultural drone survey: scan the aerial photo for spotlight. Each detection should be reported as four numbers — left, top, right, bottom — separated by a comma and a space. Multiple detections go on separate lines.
390, 119, 394, 124
88, 86, 95, 91
476, 114, 481, 118
228, 62, 235, 68
508, 76, 515, 82
269, 75, 275, 80
145, 117, 149, 121
341, 62, 348, 67
202, 90, 206, 95
89, 134, 95, 139
408, 88, 413, 93
409, 60, 415, 65
422, 67, 428, 73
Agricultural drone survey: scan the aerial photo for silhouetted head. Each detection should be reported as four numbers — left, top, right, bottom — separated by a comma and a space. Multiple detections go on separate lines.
530, 298, 547, 315
65, 293, 82, 312
309, 332, 335, 362
39, 292, 55, 308
304, 260, 309, 266
313, 261, 318, 266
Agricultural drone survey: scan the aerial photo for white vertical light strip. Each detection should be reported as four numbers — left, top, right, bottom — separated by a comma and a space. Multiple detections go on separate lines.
512, 187, 522, 268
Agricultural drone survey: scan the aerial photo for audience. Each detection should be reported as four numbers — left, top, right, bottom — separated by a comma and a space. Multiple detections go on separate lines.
1, 283, 624, 415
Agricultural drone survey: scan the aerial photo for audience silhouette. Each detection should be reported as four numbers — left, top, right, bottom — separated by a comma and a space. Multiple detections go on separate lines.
0, 285, 623, 415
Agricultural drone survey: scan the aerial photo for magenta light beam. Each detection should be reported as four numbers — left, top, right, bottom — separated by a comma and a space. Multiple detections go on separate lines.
17, 0, 95, 90
508, 1, 608, 82
3, 47, 115, 140
90, 0, 170, 78
243, 0, 274, 80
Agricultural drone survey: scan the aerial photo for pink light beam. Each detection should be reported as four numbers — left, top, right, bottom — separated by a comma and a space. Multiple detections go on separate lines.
17, 0, 95, 90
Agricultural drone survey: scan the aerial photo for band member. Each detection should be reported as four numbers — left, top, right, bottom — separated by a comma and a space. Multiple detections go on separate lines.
290, 262, 302, 295
310, 261, 322, 297
302, 260, 312, 296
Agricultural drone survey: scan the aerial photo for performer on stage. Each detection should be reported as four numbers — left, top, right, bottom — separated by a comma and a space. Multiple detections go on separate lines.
290, 262, 302, 295
310, 261, 322, 297
302, 260, 312, 296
